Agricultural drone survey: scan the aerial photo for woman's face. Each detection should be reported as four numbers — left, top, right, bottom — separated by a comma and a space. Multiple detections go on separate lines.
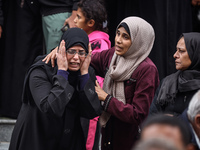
66, 45, 86, 71
74, 8, 90, 34
115, 26, 132, 56
173, 37, 191, 71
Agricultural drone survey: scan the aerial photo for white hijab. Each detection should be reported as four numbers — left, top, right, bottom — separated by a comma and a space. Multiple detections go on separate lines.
99, 16, 155, 127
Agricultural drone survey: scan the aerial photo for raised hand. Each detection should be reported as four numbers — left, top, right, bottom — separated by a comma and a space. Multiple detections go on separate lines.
80, 43, 92, 75
56, 40, 68, 71
95, 80, 108, 101
42, 47, 58, 67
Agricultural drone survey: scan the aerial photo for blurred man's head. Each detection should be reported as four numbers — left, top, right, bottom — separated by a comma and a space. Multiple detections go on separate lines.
187, 90, 200, 139
140, 114, 194, 150
133, 138, 178, 150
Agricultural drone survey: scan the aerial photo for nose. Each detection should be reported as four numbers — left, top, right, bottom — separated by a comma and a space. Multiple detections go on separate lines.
173, 50, 179, 59
74, 17, 77, 23
115, 35, 122, 44
73, 52, 79, 59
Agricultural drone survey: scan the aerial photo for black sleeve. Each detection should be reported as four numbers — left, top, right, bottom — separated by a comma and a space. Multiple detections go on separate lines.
29, 67, 75, 117
79, 67, 102, 119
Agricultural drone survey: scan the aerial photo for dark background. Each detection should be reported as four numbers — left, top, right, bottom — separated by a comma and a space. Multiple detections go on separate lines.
0, 0, 198, 118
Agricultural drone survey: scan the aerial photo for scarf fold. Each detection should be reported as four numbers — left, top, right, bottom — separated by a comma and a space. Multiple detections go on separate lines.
99, 17, 155, 127
157, 70, 200, 105
156, 71, 180, 106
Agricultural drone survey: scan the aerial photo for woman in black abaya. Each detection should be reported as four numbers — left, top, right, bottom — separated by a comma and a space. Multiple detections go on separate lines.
149, 32, 200, 116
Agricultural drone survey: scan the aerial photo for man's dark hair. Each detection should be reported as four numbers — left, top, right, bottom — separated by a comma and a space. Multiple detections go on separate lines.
141, 114, 191, 146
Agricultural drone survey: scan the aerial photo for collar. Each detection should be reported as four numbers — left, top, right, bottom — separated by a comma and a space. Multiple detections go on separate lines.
190, 123, 200, 148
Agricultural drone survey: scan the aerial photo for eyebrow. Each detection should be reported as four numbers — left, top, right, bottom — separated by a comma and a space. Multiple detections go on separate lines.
69, 49, 85, 51
117, 29, 129, 36
122, 32, 129, 36
176, 47, 186, 50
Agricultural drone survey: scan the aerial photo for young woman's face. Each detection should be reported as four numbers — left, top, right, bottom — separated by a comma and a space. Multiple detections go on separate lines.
173, 37, 191, 71
66, 45, 87, 71
114, 26, 132, 56
74, 8, 90, 34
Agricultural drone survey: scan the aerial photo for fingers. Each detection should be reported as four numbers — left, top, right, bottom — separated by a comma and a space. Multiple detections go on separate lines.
42, 55, 48, 62
42, 46, 58, 67
95, 80, 100, 87
83, 43, 92, 60
42, 53, 52, 65
58, 41, 66, 57
84, 43, 92, 60
95, 80, 98, 87
51, 54, 56, 67
60, 42, 66, 57
58, 40, 64, 53
95, 81, 100, 96
88, 43, 92, 56
51, 47, 58, 67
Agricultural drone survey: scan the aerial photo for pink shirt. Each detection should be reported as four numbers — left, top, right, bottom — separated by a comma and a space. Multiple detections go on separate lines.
86, 31, 111, 150
89, 31, 111, 88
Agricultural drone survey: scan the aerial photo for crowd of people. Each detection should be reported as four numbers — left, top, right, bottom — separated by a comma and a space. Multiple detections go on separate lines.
0, 0, 200, 150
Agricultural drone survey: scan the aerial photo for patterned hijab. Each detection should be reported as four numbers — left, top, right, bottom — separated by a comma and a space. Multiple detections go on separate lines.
100, 16, 155, 127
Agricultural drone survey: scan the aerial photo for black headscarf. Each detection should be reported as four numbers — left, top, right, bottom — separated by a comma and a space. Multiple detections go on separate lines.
60, 28, 89, 87
183, 32, 200, 71
118, 22, 130, 36
60, 27, 89, 53
157, 32, 200, 105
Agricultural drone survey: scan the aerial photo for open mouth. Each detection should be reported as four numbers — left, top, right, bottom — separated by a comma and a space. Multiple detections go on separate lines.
70, 62, 79, 66
115, 45, 122, 51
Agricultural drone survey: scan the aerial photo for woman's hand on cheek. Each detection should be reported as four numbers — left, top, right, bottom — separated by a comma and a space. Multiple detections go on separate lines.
57, 40, 68, 71
80, 43, 92, 75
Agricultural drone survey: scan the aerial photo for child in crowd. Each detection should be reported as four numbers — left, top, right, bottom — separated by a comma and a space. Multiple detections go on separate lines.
75, 1, 111, 149
75, 0, 111, 54
75, 0, 111, 87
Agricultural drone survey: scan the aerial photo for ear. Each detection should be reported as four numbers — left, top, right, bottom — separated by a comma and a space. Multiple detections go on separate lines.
194, 114, 200, 129
87, 19, 95, 28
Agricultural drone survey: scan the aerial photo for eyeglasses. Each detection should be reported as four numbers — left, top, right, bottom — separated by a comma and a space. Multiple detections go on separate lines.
66, 49, 87, 57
